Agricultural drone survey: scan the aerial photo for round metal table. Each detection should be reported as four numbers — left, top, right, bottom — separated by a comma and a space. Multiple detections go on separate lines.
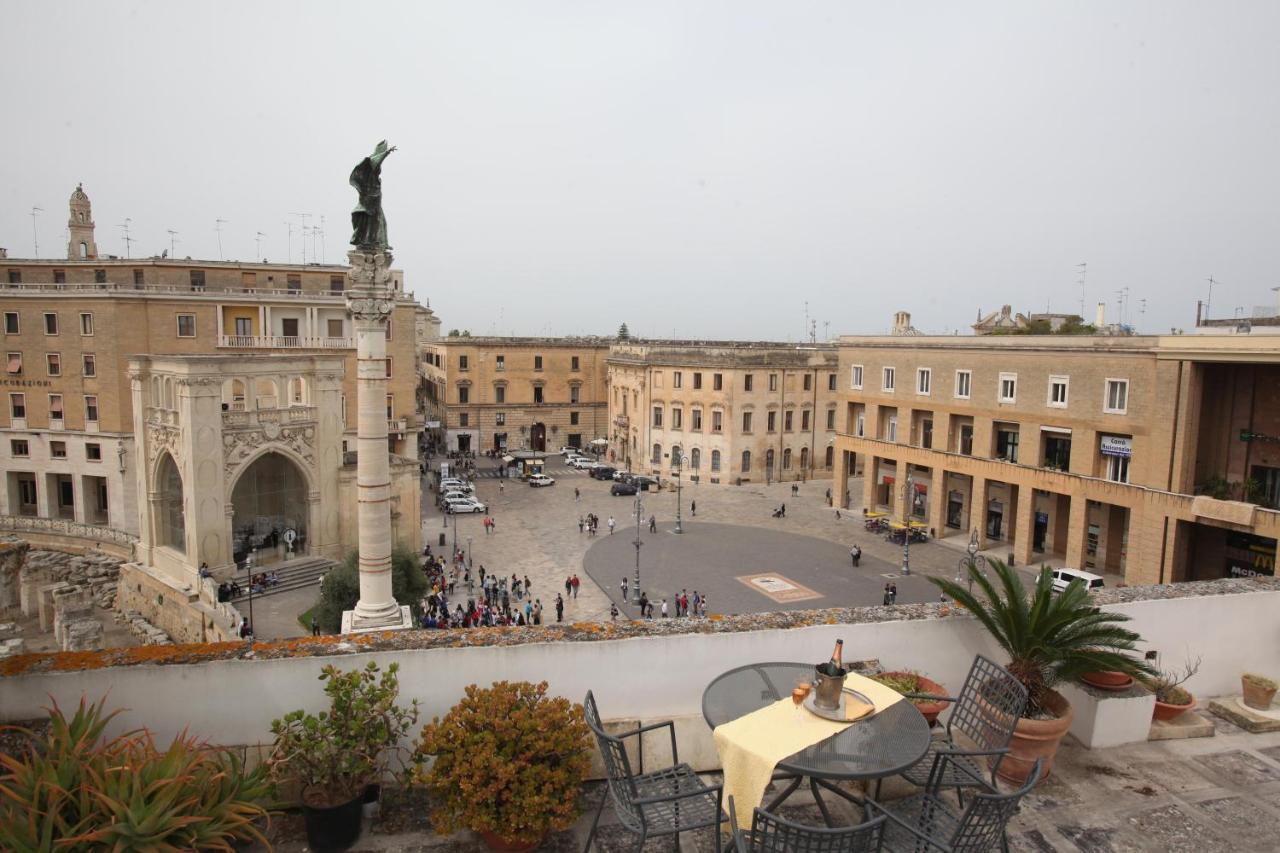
702, 662, 932, 819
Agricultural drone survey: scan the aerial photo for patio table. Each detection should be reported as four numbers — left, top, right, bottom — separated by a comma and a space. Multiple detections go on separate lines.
702, 661, 931, 825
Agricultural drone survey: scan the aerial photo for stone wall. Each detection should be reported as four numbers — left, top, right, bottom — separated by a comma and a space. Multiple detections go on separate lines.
14, 542, 123, 616
115, 562, 229, 645
0, 540, 29, 612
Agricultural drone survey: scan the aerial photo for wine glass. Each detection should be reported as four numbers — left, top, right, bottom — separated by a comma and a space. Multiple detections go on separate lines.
792, 676, 812, 717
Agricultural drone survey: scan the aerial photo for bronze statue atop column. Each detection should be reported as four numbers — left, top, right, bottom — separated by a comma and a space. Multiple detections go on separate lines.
349, 140, 396, 249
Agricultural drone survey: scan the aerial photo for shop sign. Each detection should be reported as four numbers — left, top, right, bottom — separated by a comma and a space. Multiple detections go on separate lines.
1100, 435, 1132, 458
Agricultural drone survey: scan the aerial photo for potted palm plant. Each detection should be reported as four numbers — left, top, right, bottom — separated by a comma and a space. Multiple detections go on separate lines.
268, 661, 419, 853
930, 560, 1155, 784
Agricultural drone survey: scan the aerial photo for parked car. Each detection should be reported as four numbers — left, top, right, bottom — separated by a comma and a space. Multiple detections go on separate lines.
527, 474, 556, 487
445, 497, 487, 514
1051, 568, 1105, 594
591, 466, 618, 480
568, 457, 595, 470
559, 446, 584, 457
630, 475, 659, 490
439, 478, 474, 493
441, 490, 475, 503
610, 481, 638, 496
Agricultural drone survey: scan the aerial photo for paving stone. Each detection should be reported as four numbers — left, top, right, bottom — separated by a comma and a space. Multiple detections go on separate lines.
1195, 750, 1280, 787
1054, 823, 1127, 853
1009, 828, 1063, 852
1018, 772, 1085, 812
1124, 804, 1229, 852
1131, 759, 1218, 795
1191, 795, 1280, 848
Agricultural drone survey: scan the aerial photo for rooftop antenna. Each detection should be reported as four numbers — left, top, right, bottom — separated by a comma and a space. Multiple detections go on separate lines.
1139, 298, 1147, 328
1205, 275, 1217, 320
318, 215, 327, 264
215, 218, 228, 261
283, 220, 293, 263
1076, 262, 1087, 318
30, 206, 43, 258
255, 231, 267, 260
803, 300, 810, 342
166, 229, 179, 258
117, 218, 134, 258
290, 213, 311, 263
823, 320, 830, 341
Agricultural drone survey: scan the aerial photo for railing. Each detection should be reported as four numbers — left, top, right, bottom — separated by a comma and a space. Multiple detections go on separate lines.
0, 514, 138, 547
218, 334, 353, 349
1, 281, 360, 299
388, 418, 408, 433
222, 406, 317, 429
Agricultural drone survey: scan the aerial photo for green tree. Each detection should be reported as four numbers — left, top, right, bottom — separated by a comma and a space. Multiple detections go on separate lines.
314, 548, 428, 632
447, 329, 460, 337
617, 322, 630, 339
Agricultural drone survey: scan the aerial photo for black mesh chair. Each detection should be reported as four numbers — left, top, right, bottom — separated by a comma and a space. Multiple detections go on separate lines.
869, 755, 1042, 852
583, 690, 725, 852
898, 655, 1027, 799
728, 796, 886, 852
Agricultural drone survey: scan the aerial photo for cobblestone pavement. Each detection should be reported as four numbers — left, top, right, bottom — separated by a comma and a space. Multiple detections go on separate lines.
420, 460, 1065, 623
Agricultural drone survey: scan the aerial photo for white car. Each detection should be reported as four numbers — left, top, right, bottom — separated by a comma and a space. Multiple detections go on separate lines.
559, 446, 582, 457
1051, 568, 1105, 594
441, 490, 474, 503
445, 497, 486, 514
439, 478, 474, 493
568, 457, 595, 470
527, 474, 556, 487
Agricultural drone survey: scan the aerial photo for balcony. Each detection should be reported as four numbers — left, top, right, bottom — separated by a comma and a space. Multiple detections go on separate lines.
388, 417, 408, 434
218, 334, 353, 349
222, 406, 317, 429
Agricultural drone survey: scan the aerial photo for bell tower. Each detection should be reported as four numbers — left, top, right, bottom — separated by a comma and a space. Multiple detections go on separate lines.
67, 183, 98, 260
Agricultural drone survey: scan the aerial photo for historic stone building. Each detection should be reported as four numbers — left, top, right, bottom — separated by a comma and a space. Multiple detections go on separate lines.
422, 337, 610, 454
831, 333, 1280, 585
606, 341, 840, 484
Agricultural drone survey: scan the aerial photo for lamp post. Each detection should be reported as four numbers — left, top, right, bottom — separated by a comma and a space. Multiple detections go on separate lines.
957, 528, 988, 593
632, 495, 644, 605
673, 455, 689, 534
900, 466, 912, 576
243, 548, 256, 638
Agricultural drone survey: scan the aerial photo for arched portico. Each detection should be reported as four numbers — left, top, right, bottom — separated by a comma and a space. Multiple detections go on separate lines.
228, 449, 314, 565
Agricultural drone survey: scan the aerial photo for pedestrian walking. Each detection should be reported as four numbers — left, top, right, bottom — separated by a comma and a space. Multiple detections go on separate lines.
565, 576, 573, 598
311, 617, 321, 636
578, 516, 584, 534
690, 500, 696, 517
882, 583, 891, 606
850, 545, 861, 567
791, 483, 799, 497
571, 575, 580, 599
780, 503, 786, 517
555, 594, 564, 623
575, 487, 580, 502
621, 577, 629, 600
649, 515, 657, 533
889, 583, 898, 604
610, 603, 619, 621
608, 515, 616, 534
499, 480, 504, 492
661, 599, 669, 618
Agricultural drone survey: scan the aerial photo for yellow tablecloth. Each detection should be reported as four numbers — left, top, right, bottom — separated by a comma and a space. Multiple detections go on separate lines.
713, 672, 904, 828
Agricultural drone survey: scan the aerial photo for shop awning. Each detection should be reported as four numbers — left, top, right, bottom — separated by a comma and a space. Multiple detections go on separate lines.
589, 438, 609, 446
501, 455, 515, 464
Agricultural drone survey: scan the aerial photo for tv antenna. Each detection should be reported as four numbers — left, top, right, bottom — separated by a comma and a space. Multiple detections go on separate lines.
283, 220, 294, 263
215, 219, 228, 260
1205, 275, 1217, 320
1076, 262, 1087, 318
255, 231, 267, 260
117, 218, 134, 258
30, 206, 43, 258
290, 213, 311, 263
317, 215, 326, 264
166, 229, 180, 258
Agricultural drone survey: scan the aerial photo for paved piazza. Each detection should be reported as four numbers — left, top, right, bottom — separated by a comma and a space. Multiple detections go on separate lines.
417, 456, 1060, 625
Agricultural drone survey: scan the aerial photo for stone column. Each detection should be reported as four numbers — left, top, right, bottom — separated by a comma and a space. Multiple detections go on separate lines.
343, 249, 411, 633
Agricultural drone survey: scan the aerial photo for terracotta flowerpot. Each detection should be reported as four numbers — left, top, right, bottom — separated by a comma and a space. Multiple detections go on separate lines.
1242, 678, 1278, 711
478, 829, 545, 852
1080, 670, 1135, 691
1153, 694, 1196, 721
997, 689, 1072, 786
880, 671, 949, 727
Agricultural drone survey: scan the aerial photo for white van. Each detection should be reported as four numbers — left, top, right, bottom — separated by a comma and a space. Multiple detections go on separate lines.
1051, 568, 1105, 594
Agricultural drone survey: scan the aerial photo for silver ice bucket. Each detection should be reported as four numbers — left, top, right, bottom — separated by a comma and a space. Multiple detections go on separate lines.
812, 664, 846, 710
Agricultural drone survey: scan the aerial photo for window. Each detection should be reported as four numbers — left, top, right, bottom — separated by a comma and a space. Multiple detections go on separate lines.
327, 318, 344, 337
571, 356, 580, 371
533, 386, 545, 404
53, 269, 66, 284
784, 410, 794, 431
82, 354, 95, 377
691, 408, 702, 430
534, 355, 543, 371
741, 450, 751, 471
7, 270, 20, 284
3, 312, 17, 334
46, 353, 60, 376
653, 406, 663, 427
855, 411, 865, 436
79, 313, 93, 335
998, 373, 1017, 403
570, 386, 580, 404
6, 352, 21, 374
691, 448, 701, 469
652, 443, 662, 463
693, 372, 703, 390
10, 393, 25, 418
495, 413, 506, 426
93, 269, 106, 283
1048, 376, 1069, 407
387, 395, 395, 418
673, 371, 682, 388
385, 357, 393, 378
712, 410, 723, 432
995, 428, 1019, 463
570, 411, 579, 426
493, 353, 505, 372
783, 448, 792, 469
176, 314, 196, 337
458, 355, 469, 371
742, 411, 753, 432
744, 374, 754, 392
916, 368, 931, 395
51, 441, 67, 459
767, 411, 777, 432
882, 367, 895, 391
713, 373, 723, 390
955, 370, 972, 399
189, 270, 205, 290
851, 365, 864, 389
826, 409, 835, 430
711, 450, 721, 471
458, 412, 468, 427
959, 424, 974, 455
133, 269, 144, 286
802, 410, 811, 431
44, 313, 58, 335
287, 274, 301, 292
672, 407, 683, 429
11, 439, 28, 456
825, 445, 834, 467
86, 443, 101, 461
1105, 379, 1128, 414
827, 373, 836, 391
803, 373, 812, 392
886, 416, 897, 443
49, 394, 64, 420
495, 386, 506, 404
1106, 454, 1130, 483
458, 386, 469, 404
234, 317, 251, 336
769, 374, 778, 392
330, 275, 345, 293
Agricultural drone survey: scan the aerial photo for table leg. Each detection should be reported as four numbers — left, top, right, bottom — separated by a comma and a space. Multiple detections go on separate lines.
763, 775, 802, 812
812, 777, 868, 807
808, 777, 837, 827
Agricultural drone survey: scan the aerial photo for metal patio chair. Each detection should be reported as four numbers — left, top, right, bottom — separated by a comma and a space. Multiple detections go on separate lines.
728, 795, 886, 852
583, 690, 725, 852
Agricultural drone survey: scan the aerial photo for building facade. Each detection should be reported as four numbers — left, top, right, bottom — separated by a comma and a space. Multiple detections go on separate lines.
606, 341, 840, 484
830, 334, 1280, 585
422, 337, 610, 454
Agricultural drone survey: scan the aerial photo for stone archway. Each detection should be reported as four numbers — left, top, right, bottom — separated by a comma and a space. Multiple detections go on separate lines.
155, 452, 185, 554
229, 451, 310, 565
530, 422, 547, 452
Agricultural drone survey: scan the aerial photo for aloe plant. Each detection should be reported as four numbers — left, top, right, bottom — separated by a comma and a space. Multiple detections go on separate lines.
930, 561, 1156, 716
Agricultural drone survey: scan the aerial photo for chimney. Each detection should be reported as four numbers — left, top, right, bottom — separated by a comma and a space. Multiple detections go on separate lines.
1095, 301, 1106, 327
1195, 300, 1203, 326
0, 247, 7, 259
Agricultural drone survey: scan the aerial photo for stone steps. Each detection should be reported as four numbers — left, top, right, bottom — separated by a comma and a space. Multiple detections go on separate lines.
229, 557, 335, 604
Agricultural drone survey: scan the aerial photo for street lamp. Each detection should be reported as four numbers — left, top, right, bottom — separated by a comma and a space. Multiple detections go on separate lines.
900, 466, 913, 576
673, 454, 690, 534
242, 548, 256, 639
956, 528, 988, 593
632, 495, 644, 605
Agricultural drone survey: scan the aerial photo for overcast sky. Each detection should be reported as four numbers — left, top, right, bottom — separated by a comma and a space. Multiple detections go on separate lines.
4, 2, 1278, 338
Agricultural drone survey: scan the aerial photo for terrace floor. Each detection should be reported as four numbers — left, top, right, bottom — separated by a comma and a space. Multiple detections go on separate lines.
270, 707, 1280, 852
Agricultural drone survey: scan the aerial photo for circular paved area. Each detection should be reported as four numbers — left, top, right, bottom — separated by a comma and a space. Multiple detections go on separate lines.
583, 520, 941, 618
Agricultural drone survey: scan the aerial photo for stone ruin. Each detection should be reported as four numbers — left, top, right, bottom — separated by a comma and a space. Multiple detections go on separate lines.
1, 537, 128, 654
116, 609, 172, 645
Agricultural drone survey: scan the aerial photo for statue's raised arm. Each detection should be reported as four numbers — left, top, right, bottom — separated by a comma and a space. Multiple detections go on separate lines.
350, 140, 395, 250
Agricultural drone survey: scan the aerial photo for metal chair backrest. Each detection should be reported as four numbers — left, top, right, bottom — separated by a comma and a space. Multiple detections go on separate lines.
949, 758, 1043, 852
730, 797, 885, 853
583, 691, 642, 830
948, 655, 1028, 754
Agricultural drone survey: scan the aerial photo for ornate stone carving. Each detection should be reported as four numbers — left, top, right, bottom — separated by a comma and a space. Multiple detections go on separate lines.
146, 423, 180, 464
347, 297, 394, 321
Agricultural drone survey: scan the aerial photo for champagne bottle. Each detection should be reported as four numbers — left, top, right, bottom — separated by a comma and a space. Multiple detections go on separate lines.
825, 639, 844, 675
